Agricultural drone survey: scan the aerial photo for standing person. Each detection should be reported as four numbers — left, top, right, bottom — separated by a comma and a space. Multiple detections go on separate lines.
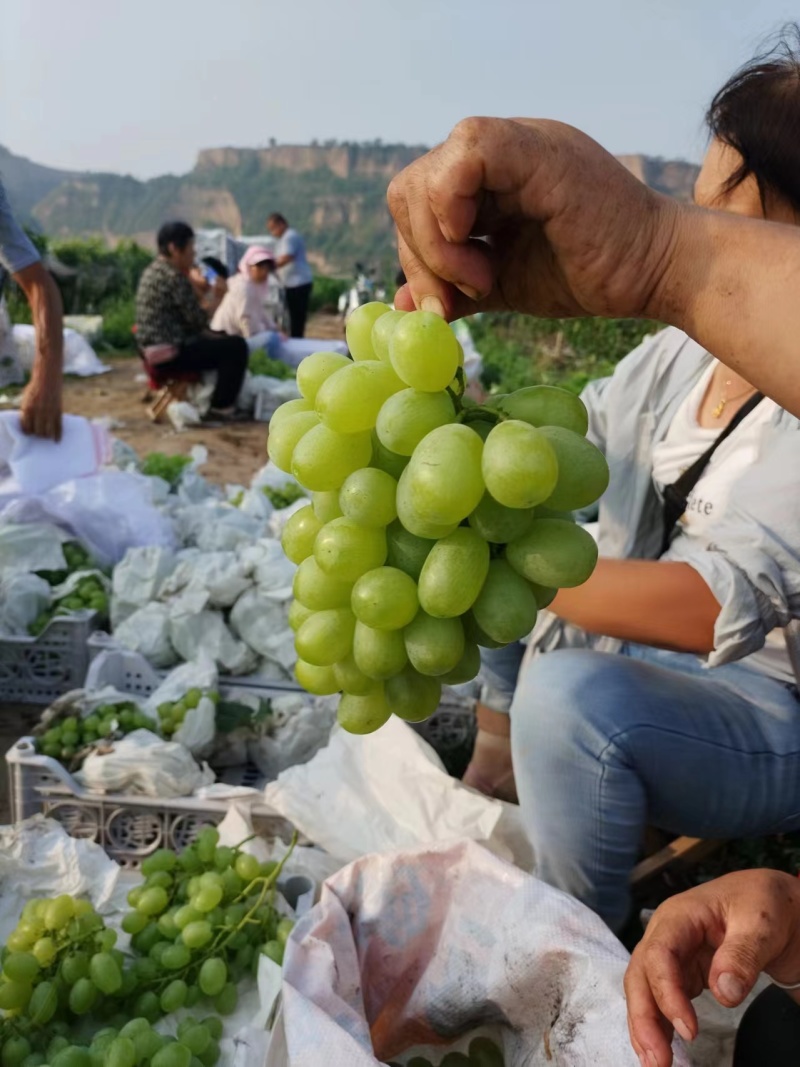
266, 213, 313, 337
135, 221, 249, 420
0, 180, 63, 440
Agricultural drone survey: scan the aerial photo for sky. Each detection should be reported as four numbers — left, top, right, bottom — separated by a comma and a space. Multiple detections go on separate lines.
1, 0, 797, 179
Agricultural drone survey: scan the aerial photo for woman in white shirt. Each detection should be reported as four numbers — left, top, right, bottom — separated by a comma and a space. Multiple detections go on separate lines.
211, 246, 280, 353
465, 38, 800, 935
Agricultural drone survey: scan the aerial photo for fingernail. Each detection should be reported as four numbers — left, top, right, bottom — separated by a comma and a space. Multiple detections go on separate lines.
456, 282, 484, 302
420, 295, 446, 318
717, 972, 745, 1003
672, 1017, 693, 1042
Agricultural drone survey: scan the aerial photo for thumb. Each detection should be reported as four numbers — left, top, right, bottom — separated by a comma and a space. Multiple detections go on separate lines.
710, 931, 777, 1007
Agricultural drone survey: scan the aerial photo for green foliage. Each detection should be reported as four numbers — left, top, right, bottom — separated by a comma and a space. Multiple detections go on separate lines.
99, 297, 137, 349
309, 276, 348, 314
140, 452, 192, 487
469, 313, 660, 395
261, 483, 306, 510
248, 349, 294, 380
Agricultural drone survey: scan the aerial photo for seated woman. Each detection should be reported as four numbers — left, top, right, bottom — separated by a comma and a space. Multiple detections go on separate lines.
465, 38, 800, 934
212, 247, 349, 368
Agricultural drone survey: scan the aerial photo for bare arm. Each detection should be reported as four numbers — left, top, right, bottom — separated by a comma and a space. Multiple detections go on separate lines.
14, 262, 64, 441
274, 254, 293, 268
550, 559, 720, 654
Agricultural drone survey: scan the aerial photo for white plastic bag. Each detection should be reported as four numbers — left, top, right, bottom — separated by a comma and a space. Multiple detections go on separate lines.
114, 602, 177, 668
12, 324, 109, 377
0, 572, 51, 633
112, 545, 177, 612
169, 608, 259, 675
229, 590, 296, 671
269, 840, 691, 1067
248, 693, 335, 780
0, 521, 66, 575
238, 539, 296, 598
184, 551, 253, 608
0, 299, 23, 388
75, 729, 214, 797
144, 660, 219, 757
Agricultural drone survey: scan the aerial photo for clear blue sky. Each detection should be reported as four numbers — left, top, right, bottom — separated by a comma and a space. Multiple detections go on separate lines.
1, 1, 796, 179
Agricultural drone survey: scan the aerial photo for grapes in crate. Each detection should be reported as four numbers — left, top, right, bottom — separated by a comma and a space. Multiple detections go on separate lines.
0, 829, 296, 1064
156, 688, 219, 738
35, 703, 153, 769
273, 302, 609, 734
28, 575, 109, 637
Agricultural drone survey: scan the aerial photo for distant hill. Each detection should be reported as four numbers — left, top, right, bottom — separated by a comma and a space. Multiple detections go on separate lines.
1, 142, 698, 276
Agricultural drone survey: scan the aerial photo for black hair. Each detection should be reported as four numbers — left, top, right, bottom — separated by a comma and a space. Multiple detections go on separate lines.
201, 256, 230, 279
706, 24, 800, 215
157, 221, 195, 255
267, 212, 287, 227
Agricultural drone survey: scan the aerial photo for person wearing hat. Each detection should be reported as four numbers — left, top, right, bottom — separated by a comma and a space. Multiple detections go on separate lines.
211, 245, 281, 355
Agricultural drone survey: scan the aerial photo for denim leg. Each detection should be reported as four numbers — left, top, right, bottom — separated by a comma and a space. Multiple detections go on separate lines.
510, 647, 800, 932
478, 642, 526, 713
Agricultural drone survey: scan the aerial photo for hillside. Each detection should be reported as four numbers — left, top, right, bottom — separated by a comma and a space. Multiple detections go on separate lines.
1, 142, 698, 275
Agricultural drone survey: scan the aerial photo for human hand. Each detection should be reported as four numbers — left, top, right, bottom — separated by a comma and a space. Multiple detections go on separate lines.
19, 374, 63, 441
189, 267, 210, 294
624, 869, 800, 1067
387, 117, 682, 323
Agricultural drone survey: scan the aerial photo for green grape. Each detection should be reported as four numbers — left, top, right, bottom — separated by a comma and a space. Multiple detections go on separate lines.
152, 1045, 191, 1067
291, 424, 373, 491
385, 521, 434, 580
223, 903, 246, 928
469, 491, 537, 544
133, 955, 158, 981
195, 827, 220, 863
201, 1019, 223, 1042
351, 567, 418, 630
288, 599, 314, 631
141, 849, 177, 875
212, 846, 234, 871
389, 311, 460, 391
353, 621, 408, 680
404, 612, 465, 676
375, 388, 456, 455
173, 904, 202, 930
506, 519, 598, 588
471, 559, 539, 643
143, 871, 172, 891
178, 847, 203, 872
439, 641, 481, 685
439, 1054, 471, 1067
212, 982, 238, 1016
333, 654, 374, 696
89, 952, 122, 994
234, 852, 260, 883
294, 659, 340, 696
339, 468, 398, 527
31, 936, 56, 966
161, 943, 191, 970
1, 1043, 31, 1067
345, 301, 390, 360
44, 895, 75, 931
192, 886, 223, 914
260, 941, 283, 965
104, 1039, 136, 1067
157, 911, 179, 939
136, 886, 169, 916
482, 421, 559, 509
68, 976, 98, 1014
399, 423, 485, 526
314, 517, 387, 581
3, 951, 39, 982
371, 308, 406, 362
267, 397, 313, 434
198, 958, 227, 997
311, 489, 343, 523
268, 411, 320, 473
160, 979, 188, 1013
46, 1038, 70, 1061
127, 886, 144, 908
184, 688, 203, 709
490, 384, 589, 435
28, 979, 58, 1024
280, 505, 323, 564
296, 351, 351, 401
418, 528, 490, 618
530, 581, 557, 609
468, 1036, 505, 1067
538, 426, 609, 510
370, 434, 410, 480
61, 952, 90, 985
295, 609, 356, 667
293, 555, 353, 610
179, 1027, 210, 1057
23, 1053, 47, 1067
337, 686, 392, 734
197, 1041, 220, 1067
132, 990, 160, 1023
315, 360, 401, 434
385, 667, 441, 723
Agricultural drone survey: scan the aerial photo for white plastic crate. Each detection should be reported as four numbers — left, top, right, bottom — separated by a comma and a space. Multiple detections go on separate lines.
5, 648, 297, 865
0, 611, 100, 705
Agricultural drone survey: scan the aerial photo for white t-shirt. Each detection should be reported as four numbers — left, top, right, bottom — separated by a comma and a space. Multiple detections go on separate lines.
276, 228, 313, 289
651, 362, 790, 682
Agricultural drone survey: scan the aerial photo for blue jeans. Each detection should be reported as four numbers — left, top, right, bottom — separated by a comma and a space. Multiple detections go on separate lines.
509, 643, 800, 931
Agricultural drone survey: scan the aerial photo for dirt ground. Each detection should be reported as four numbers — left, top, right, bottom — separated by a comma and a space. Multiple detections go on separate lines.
59, 312, 346, 486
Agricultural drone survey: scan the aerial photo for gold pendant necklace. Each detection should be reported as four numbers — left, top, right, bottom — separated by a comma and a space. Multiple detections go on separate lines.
712, 380, 756, 418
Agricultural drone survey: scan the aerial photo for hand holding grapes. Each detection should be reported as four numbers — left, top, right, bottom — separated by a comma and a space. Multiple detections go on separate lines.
387, 117, 681, 324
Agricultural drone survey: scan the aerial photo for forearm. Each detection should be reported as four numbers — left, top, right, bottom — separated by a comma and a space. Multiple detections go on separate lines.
550, 558, 720, 654
275, 255, 293, 268
15, 263, 63, 382
651, 205, 800, 419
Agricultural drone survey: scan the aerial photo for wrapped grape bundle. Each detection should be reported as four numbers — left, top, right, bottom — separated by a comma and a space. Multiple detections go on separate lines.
272, 303, 609, 735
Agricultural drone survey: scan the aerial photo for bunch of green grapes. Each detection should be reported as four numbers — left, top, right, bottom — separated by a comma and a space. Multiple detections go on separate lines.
248, 349, 294, 380
29, 577, 109, 638
260, 483, 306, 510
392, 1037, 505, 1067
140, 453, 193, 489
271, 303, 609, 734
35, 704, 153, 768
36, 542, 93, 587
122, 828, 294, 1013
156, 690, 219, 739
